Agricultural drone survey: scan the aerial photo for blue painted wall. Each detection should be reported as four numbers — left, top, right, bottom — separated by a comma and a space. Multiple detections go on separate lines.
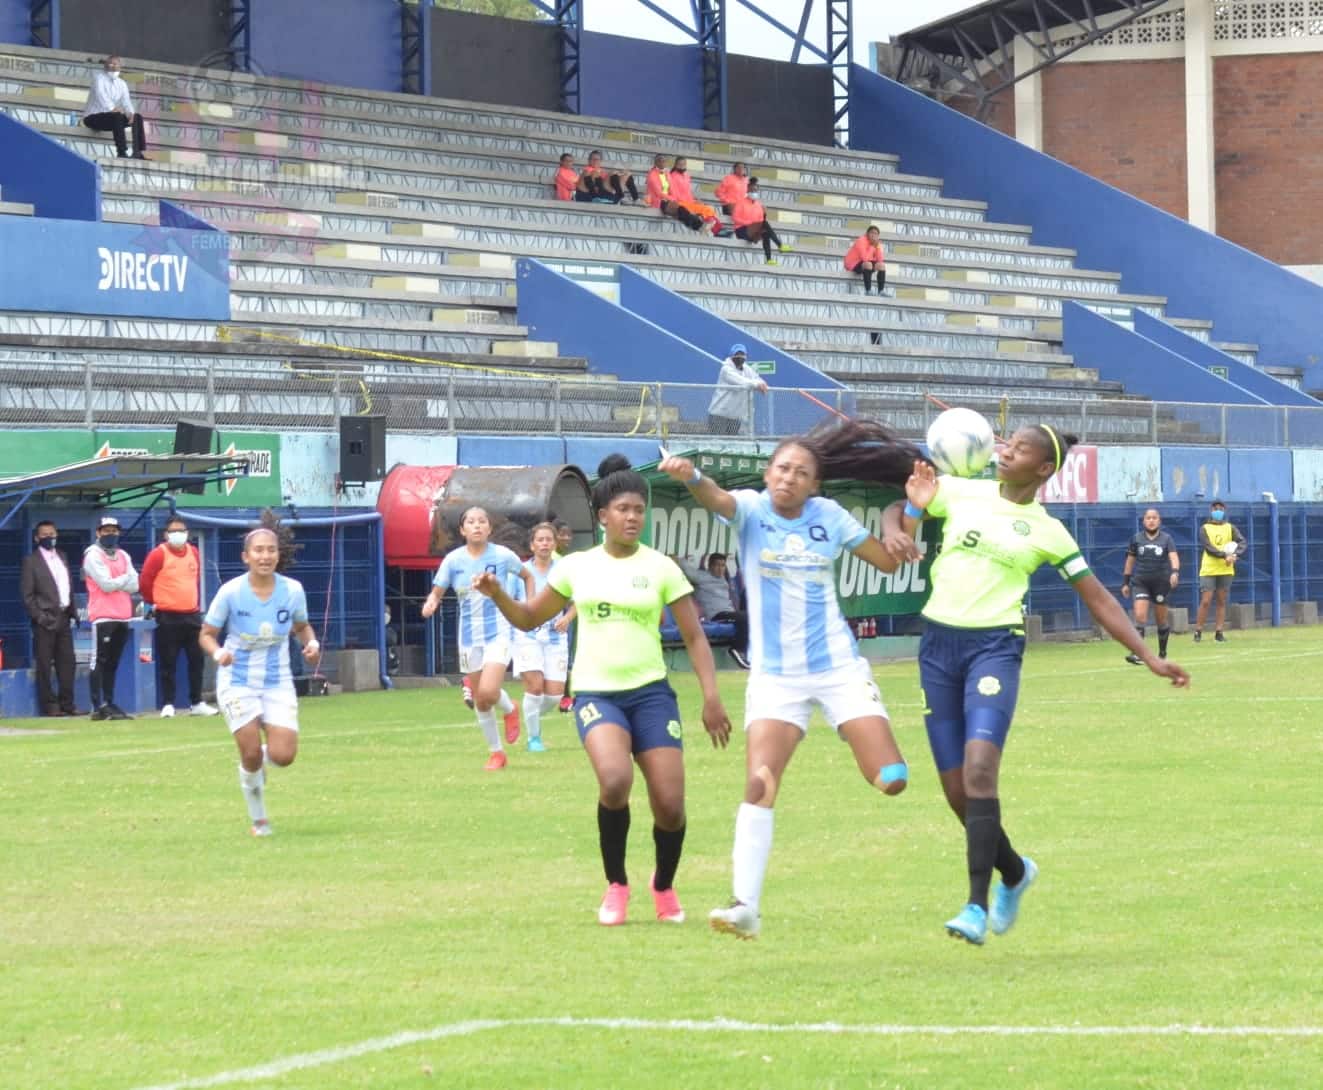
0, 0, 26, 44
1162, 447, 1228, 501
580, 31, 702, 131
1132, 311, 1320, 408
0, 113, 100, 222
565, 438, 667, 473
1228, 449, 1292, 502
849, 65, 1323, 371
250, 0, 400, 93
1063, 303, 1264, 406
457, 436, 565, 467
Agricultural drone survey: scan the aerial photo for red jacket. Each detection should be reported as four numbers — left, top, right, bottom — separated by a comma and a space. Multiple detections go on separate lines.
714, 173, 748, 206
554, 165, 579, 201
139, 542, 202, 613
646, 167, 670, 208
844, 235, 884, 269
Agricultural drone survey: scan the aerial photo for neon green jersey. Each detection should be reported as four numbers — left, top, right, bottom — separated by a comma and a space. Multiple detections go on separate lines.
922, 476, 1091, 629
547, 543, 692, 692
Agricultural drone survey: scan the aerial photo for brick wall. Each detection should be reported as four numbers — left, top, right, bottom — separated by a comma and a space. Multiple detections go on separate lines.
1214, 53, 1323, 264
1042, 59, 1189, 220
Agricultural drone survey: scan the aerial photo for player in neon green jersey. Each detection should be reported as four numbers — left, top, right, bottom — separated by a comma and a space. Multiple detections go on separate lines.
892, 425, 1190, 946
474, 454, 732, 928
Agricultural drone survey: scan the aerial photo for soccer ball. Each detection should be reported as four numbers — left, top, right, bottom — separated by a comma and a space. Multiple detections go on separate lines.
925, 407, 996, 477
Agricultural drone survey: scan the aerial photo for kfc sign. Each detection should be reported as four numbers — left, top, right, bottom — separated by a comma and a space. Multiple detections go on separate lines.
1038, 444, 1097, 503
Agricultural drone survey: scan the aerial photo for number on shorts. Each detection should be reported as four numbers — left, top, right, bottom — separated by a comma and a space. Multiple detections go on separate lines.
578, 702, 602, 727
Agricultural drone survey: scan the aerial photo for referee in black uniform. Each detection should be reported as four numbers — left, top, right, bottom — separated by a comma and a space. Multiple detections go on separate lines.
1120, 508, 1180, 663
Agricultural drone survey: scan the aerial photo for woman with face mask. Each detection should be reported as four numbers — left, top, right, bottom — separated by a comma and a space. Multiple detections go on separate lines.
140, 515, 217, 719
731, 178, 789, 265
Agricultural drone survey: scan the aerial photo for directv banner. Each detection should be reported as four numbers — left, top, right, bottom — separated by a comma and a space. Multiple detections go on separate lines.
0, 215, 230, 320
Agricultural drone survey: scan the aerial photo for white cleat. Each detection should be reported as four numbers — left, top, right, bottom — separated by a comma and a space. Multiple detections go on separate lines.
191, 701, 218, 717
709, 900, 760, 940
160, 704, 175, 718
250, 820, 273, 838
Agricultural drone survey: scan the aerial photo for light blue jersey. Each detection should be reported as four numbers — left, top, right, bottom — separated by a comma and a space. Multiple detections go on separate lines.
204, 573, 309, 690
724, 489, 868, 676
517, 558, 568, 647
433, 543, 523, 650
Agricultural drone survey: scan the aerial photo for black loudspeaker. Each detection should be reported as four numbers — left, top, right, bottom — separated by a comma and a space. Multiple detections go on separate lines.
340, 415, 387, 483
173, 420, 215, 494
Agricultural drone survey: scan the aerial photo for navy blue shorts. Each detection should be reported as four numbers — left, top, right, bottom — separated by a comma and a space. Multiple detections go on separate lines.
573, 679, 684, 754
918, 620, 1025, 773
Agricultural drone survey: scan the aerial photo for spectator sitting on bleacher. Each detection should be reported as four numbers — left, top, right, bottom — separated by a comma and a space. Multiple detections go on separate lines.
714, 161, 749, 215
668, 157, 722, 236
581, 150, 639, 203
645, 154, 705, 232
690, 553, 750, 669
844, 225, 888, 296
731, 178, 788, 266
83, 55, 148, 160
554, 153, 581, 201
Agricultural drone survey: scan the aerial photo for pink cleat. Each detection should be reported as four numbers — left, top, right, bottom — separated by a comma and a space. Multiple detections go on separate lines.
598, 882, 630, 926
649, 873, 685, 923
503, 708, 521, 744
484, 751, 508, 771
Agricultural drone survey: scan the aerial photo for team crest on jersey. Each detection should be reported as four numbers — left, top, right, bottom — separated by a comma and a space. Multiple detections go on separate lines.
1012, 520, 1031, 537
259, 622, 274, 638
783, 534, 806, 553
666, 719, 682, 739
632, 575, 650, 589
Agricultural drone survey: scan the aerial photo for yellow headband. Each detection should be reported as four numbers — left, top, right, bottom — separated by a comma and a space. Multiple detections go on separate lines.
1041, 425, 1063, 472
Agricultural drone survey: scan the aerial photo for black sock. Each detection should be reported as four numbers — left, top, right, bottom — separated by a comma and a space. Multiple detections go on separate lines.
626, 177, 639, 201
1134, 622, 1145, 639
1158, 627, 1170, 655
652, 824, 686, 891
597, 803, 630, 886
877, 267, 887, 292
761, 233, 772, 261
862, 269, 874, 291
995, 830, 1025, 888
965, 797, 1001, 910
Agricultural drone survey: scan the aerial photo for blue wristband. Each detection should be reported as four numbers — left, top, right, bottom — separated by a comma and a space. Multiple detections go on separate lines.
903, 501, 925, 519
689, 469, 703, 486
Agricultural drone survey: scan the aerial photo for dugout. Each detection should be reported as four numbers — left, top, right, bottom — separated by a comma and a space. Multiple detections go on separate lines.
377, 463, 592, 676
0, 454, 248, 718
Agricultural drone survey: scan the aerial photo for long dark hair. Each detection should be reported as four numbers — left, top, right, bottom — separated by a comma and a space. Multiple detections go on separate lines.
783, 418, 926, 488
244, 508, 298, 573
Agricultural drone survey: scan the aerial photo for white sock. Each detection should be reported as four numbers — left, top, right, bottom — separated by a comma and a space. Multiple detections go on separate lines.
523, 693, 543, 740
475, 709, 502, 752
542, 694, 561, 714
497, 689, 515, 715
732, 802, 775, 912
239, 764, 267, 823
261, 743, 269, 768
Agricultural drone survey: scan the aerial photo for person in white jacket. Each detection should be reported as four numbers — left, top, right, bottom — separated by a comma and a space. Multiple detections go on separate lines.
706, 344, 768, 436
83, 514, 140, 720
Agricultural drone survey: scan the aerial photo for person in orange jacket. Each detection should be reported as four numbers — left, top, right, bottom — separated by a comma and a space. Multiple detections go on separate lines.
581, 150, 639, 203
844, 225, 887, 295
668, 157, 722, 235
140, 514, 217, 718
645, 154, 706, 231
554, 152, 580, 201
731, 178, 788, 264
714, 162, 749, 215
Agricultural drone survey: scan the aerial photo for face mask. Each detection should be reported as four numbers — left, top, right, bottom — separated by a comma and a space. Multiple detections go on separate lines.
1211, 510, 1226, 522
100, 533, 119, 550
167, 531, 188, 548
107, 68, 121, 78
38, 537, 56, 551
384, 608, 392, 625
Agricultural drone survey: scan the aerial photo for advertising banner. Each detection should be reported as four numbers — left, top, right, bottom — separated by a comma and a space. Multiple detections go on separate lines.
0, 216, 230, 320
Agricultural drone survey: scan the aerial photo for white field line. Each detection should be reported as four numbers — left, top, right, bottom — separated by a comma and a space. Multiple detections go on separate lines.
130, 1016, 1323, 1090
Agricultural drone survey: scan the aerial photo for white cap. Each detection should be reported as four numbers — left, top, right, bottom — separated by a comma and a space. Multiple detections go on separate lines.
98, 514, 121, 529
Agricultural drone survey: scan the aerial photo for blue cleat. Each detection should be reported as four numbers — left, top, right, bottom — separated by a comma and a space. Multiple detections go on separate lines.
945, 903, 987, 945
527, 736, 547, 753
989, 856, 1038, 936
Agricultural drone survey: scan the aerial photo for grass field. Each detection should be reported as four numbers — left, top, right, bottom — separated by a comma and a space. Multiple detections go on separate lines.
4, 627, 1322, 1090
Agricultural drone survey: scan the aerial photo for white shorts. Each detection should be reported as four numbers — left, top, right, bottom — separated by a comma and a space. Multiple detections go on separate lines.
513, 638, 569, 682
459, 639, 512, 675
218, 684, 300, 734
743, 656, 888, 732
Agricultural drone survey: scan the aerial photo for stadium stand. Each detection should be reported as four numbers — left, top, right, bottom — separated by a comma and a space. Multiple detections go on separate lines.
0, 43, 1268, 442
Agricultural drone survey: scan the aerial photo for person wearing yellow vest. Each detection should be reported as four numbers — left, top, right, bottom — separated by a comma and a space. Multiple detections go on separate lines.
84, 514, 139, 720
140, 515, 217, 718
1194, 500, 1246, 643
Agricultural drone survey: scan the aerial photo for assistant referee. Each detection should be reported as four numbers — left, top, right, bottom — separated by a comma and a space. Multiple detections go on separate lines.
1120, 508, 1179, 663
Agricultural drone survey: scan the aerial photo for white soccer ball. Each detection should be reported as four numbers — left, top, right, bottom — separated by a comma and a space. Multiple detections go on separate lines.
1224, 542, 1238, 557
925, 407, 996, 478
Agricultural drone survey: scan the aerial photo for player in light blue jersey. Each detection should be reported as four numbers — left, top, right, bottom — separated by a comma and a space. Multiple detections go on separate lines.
511, 523, 571, 752
200, 524, 320, 838
421, 507, 534, 770
660, 419, 924, 939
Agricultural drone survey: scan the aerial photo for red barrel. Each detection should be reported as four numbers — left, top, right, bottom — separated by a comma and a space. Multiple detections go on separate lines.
377, 465, 459, 570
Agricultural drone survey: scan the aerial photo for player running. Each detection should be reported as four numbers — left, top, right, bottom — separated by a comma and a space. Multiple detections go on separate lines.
474, 455, 732, 927
660, 420, 922, 941
1121, 508, 1180, 664
199, 522, 320, 838
421, 507, 534, 771
512, 522, 570, 753
893, 425, 1190, 946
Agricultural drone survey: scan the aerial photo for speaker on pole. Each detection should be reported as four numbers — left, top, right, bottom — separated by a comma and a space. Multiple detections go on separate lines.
340, 415, 387, 483
173, 420, 215, 495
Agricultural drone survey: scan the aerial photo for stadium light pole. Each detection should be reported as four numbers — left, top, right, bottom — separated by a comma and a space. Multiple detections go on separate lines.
1263, 491, 1281, 628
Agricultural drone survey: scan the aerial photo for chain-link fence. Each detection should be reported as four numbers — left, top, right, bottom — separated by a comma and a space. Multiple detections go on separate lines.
3, 355, 1323, 445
